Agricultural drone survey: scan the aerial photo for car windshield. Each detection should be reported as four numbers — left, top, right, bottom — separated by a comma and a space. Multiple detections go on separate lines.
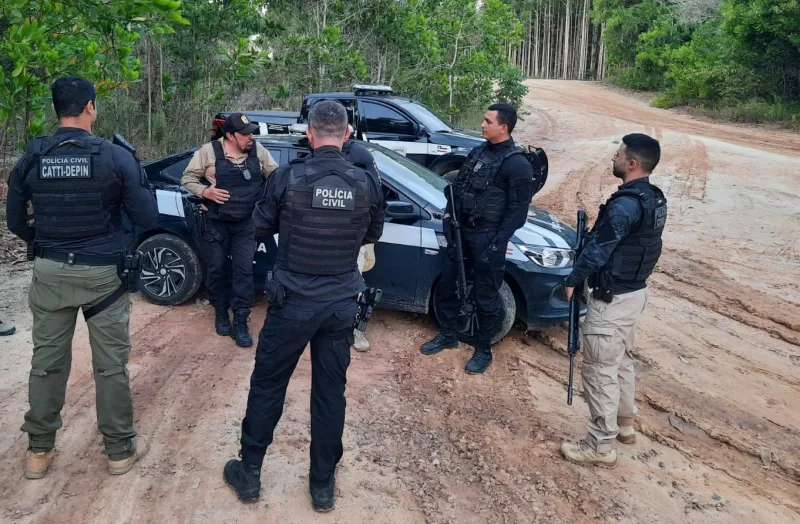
367, 146, 448, 210
397, 101, 455, 133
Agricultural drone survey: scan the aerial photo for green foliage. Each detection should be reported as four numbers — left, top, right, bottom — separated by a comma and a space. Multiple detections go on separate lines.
0, 0, 189, 141
496, 66, 529, 107
597, 0, 800, 127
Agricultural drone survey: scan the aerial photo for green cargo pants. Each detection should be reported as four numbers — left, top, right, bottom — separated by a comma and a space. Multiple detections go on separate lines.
21, 257, 137, 458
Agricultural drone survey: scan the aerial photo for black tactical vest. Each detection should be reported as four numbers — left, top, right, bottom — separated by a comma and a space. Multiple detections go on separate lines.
276, 156, 371, 275
205, 140, 263, 221
24, 135, 122, 242
453, 143, 521, 227
601, 182, 668, 282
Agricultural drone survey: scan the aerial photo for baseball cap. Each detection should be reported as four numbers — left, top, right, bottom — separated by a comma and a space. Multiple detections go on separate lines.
223, 112, 259, 135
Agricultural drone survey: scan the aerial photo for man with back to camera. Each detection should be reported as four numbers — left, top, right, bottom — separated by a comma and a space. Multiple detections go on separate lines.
181, 112, 278, 347
419, 103, 534, 374
6, 76, 158, 478
221, 100, 385, 511
561, 133, 667, 468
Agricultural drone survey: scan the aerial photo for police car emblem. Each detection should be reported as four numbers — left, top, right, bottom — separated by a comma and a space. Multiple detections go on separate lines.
39, 155, 92, 179
312, 185, 356, 210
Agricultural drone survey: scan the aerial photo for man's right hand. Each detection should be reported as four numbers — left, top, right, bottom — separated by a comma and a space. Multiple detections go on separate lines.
202, 186, 230, 204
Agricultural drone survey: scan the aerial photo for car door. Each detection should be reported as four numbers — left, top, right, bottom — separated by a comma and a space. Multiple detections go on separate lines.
362, 180, 424, 310
358, 100, 430, 166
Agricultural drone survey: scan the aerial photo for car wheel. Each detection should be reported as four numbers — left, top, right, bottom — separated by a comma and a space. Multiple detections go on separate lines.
136, 233, 203, 306
432, 279, 517, 346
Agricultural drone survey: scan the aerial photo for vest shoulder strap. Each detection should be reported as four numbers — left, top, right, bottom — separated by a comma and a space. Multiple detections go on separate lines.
211, 140, 224, 160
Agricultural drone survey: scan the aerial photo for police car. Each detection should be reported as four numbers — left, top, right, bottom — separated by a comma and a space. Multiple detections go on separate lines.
130, 136, 579, 344
298, 85, 548, 182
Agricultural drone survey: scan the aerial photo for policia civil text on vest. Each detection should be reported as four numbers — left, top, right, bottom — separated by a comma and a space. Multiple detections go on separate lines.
5, 76, 158, 480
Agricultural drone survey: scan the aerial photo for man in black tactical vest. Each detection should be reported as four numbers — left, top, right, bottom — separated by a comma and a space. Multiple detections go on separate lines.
181, 112, 278, 347
420, 103, 534, 374
6, 76, 158, 479
222, 100, 385, 511
561, 133, 667, 468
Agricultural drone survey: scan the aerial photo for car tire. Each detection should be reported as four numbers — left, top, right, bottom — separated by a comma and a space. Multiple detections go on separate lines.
136, 233, 203, 306
432, 278, 517, 346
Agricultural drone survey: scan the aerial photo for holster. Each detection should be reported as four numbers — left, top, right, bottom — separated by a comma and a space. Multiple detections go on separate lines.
266, 277, 286, 307
26, 242, 36, 262
119, 250, 143, 293
590, 270, 615, 303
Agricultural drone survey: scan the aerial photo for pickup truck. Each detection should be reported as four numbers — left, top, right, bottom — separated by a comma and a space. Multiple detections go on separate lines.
212, 85, 547, 182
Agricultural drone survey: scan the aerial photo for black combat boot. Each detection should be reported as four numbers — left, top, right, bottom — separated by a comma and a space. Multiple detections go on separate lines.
420, 331, 459, 355
215, 305, 232, 336
223, 459, 261, 503
309, 476, 336, 512
465, 344, 492, 374
232, 309, 253, 347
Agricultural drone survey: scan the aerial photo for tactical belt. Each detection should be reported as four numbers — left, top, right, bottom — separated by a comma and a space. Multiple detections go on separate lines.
461, 216, 499, 230
36, 248, 120, 267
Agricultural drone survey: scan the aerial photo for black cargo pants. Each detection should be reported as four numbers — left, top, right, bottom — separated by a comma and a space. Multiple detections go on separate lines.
435, 226, 507, 346
239, 292, 357, 487
201, 217, 256, 311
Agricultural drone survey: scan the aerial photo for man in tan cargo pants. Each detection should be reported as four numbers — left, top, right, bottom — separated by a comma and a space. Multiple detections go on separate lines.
5, 76, 158, 478
562, 134, 667, 468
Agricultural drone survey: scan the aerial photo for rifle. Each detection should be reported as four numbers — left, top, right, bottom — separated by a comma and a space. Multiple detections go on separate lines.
113, 133, 148, 185
567, 209, 589, 405
354, 287, 383, 332
446, 184, 474, 331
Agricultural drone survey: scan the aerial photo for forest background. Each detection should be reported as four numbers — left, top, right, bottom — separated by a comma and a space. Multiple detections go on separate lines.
1, 0, 798, 168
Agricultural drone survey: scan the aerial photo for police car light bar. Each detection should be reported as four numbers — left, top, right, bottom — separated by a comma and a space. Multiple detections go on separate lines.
353, 84, 393, 95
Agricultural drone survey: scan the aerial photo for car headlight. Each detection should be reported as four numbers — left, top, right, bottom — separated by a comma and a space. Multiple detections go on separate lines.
518, 245, 574, 268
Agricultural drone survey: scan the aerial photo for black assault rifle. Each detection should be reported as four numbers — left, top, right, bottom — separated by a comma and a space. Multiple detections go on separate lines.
446, 184, 474, 332
567, 209, 589, 405
354, 287, 383, 332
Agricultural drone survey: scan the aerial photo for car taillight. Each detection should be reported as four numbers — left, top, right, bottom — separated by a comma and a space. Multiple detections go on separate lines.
211, 118, 225, 139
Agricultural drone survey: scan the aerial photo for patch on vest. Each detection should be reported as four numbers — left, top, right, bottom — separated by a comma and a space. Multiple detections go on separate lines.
312, 185, 355, 210
38, 156, 92, 179
654, 204, 667, 229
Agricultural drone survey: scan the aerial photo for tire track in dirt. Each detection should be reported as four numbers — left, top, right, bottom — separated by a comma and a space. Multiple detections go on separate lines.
653, 251, 800, 347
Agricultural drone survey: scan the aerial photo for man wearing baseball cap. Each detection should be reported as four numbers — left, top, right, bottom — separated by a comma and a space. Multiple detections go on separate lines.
182, 112, 278, 347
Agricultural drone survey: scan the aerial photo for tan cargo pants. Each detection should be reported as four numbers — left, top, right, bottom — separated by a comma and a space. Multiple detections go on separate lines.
21, 257, 137, 458
581, 287, 649, 452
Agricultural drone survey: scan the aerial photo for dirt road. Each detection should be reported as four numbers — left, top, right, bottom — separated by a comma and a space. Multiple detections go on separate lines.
1, 80, 799, 523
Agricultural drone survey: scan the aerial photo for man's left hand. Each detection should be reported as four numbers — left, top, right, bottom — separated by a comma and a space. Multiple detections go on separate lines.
565, 286, 575, 301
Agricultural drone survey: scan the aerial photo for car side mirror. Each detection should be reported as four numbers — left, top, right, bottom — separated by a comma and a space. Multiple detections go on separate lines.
385, 200, 423, 220
416, 126, 427, 138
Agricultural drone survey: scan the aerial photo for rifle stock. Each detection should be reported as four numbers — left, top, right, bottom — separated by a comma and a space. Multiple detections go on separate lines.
567, 209, 588, 405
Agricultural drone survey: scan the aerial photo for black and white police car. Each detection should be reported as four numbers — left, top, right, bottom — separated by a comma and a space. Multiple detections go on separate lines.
129, 136, 579, 344
298, 85, 548, 182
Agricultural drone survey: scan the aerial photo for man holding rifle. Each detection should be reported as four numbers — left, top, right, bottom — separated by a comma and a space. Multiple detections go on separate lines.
562, 134, 667, 468
419, 103, 534, 374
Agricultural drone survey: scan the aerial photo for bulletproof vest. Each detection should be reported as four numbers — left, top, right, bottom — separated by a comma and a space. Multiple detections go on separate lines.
205, 140, 263, 221
454, 143, 521, 227
276, 156, 372, 275
600, 182, 668, 282
24, 135, 122, 242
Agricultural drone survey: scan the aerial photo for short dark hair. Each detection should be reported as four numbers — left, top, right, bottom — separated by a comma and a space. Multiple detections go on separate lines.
308, 99, 348, 139
488, 102, 517, 133
622, 133, 661, 173
51, 76, 96, 118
